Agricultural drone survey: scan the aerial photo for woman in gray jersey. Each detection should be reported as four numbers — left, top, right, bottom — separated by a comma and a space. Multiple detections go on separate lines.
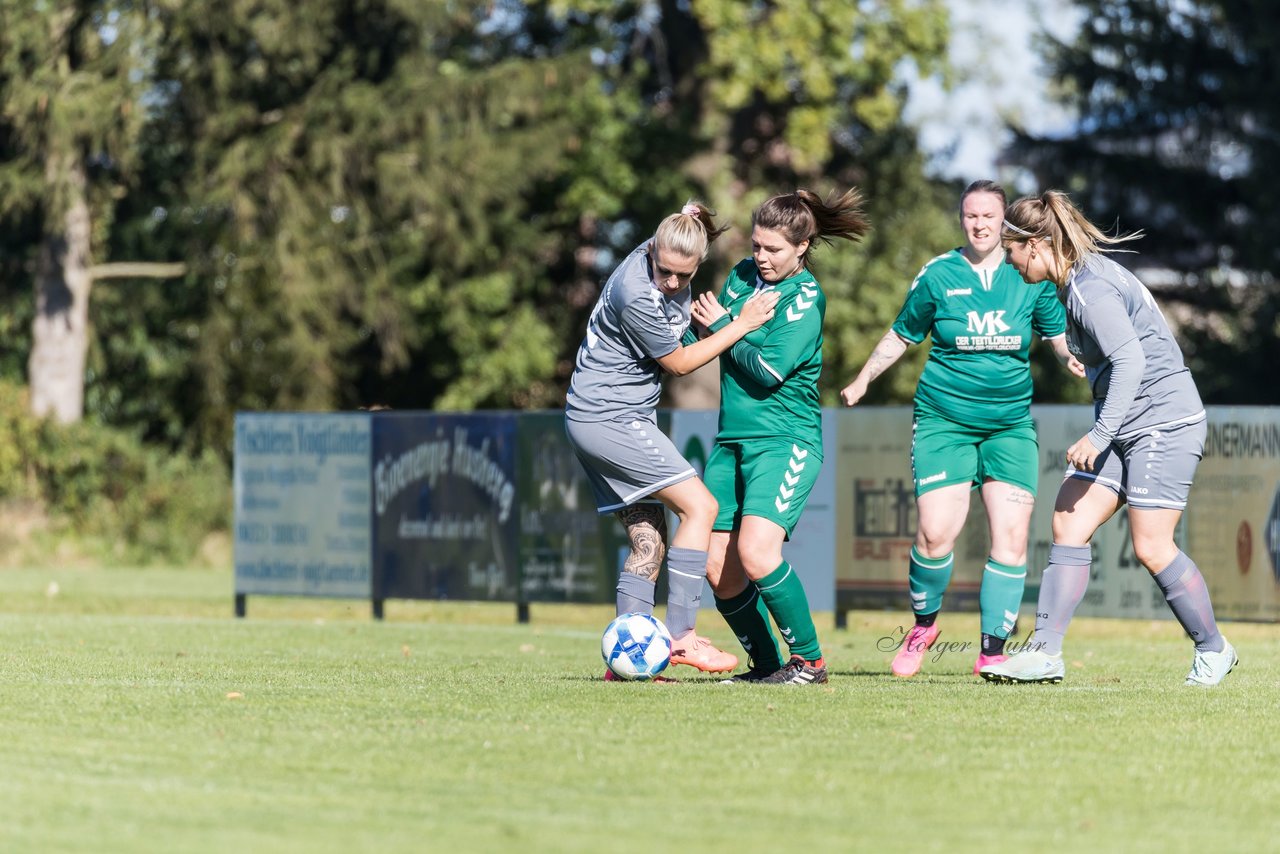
981, 190, 1236, 687
565, 202, 779, 680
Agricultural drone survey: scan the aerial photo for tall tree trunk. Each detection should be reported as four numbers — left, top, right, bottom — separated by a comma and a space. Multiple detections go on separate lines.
29, 151, 92, 423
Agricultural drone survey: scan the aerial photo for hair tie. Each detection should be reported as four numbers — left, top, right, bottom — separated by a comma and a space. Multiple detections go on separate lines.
681, 204, 700, 217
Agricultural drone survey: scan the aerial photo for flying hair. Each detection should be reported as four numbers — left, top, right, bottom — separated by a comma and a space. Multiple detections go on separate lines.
752, 187, 870, 271
1002, 190, 1142, 272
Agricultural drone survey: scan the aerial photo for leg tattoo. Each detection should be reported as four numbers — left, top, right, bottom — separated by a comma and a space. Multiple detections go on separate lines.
618, 504, 667, 584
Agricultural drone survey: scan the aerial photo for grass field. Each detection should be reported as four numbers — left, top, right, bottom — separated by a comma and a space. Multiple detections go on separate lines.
1, 567, 1277, 853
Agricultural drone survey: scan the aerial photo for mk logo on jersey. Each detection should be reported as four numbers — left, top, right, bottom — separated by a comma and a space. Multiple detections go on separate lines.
946, 288, 972, 297
966, 310, 1010, 336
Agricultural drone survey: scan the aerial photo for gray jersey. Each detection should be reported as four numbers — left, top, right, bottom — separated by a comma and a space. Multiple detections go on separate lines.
1064, 254, 1204, 446
565, 242, 691, 422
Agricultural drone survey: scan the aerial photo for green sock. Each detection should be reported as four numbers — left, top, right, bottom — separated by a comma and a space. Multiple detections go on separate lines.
756, 561, 822, 662
979, 556, 1027, 639
714, 585, 783, 672
908, 546, 953, 616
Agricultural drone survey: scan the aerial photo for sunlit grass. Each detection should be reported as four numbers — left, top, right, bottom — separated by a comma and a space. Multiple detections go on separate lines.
0, 567, 1276, 853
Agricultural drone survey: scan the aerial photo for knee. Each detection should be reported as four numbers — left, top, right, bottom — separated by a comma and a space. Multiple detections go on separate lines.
914, 529, 956, 559
735, 538, 782, 580
1131, 534, 1175, 571
1051, 511, 1090, 546
690, 494, 719, 528
989, 530, 1029, 566
673, 494, 718, 531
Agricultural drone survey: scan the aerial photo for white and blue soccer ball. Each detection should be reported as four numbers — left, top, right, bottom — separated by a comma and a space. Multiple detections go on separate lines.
601, 613, 673, 681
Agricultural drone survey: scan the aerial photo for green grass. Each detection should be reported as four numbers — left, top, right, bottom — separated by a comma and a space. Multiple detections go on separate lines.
0, 567, 1277, 853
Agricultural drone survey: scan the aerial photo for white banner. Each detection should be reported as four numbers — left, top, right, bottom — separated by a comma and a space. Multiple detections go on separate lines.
233, 413, 373, 598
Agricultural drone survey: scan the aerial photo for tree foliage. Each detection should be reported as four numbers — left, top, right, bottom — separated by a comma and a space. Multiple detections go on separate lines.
3, 0, 1083, 457
1013, 0, 1280, 403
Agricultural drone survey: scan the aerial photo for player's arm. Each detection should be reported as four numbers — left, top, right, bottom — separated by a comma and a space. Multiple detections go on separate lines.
1065, 292, 1145, 471
718, 294, 821, 389
1085, 337, 1145, 452
841, 270, 932, 405
656, 290, 779, 377
1044, 334, 1086, 377
1031, 282, 1082, 376
840, 330, 911, 406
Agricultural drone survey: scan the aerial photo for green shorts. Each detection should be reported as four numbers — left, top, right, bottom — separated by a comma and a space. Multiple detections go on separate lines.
910, 412, 1038, 498
704, 439, 822, 539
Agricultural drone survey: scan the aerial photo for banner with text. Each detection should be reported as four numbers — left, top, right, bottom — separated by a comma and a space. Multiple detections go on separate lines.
835, 406, 1180, 621
233, 413, 373, 598
515, 412, 630, 603
371, 412, 519, 602
1187, 409, 1280, 621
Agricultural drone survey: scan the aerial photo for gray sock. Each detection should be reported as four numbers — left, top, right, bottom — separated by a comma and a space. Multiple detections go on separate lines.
1033, 543, 1092, 656
1154, 551, 1224, 653
664, 547, 708, 638
616, 572, 655, 617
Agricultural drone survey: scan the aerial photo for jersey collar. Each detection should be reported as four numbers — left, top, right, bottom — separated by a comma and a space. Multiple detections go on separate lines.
754, 266, 814, 292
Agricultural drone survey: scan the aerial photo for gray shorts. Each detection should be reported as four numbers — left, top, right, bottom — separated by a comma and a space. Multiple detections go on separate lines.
1065, 418, 1207, 510
565, 414, 697, 513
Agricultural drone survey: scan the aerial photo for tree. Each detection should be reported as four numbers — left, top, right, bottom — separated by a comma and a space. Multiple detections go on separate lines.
120, 0, 638, 451
544, 0, 961, 407
1012, 0, 1280, 403
0, 3, 158, 423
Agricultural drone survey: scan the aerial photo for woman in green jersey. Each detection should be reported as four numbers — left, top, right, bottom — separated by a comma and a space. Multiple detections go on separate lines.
691, 188, 870, 685
839, 180, 1081, 678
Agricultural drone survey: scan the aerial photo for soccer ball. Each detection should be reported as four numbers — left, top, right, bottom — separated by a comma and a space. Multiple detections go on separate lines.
601, 613, 672, 681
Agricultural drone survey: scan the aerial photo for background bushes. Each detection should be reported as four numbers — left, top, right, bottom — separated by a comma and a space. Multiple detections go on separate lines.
0, 382, 228, 566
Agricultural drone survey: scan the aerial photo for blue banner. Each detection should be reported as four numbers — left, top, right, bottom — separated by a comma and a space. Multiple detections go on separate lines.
371, 412, 519, 601
515, 413, 629, 603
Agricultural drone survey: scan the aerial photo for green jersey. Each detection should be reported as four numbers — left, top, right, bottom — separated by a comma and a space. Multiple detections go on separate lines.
708, 259, 825, 449
892, 249, 1065, 427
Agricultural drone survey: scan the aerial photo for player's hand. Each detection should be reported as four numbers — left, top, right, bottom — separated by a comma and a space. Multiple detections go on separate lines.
1067, 354, 1086, 378
839, 377, 868, 407
1066, 434, 1102, 472
690, 291, 726, 328
734, 290, 779, 330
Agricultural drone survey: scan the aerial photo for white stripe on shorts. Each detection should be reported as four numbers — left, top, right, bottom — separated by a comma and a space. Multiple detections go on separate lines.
599, 467, 697, 513
1065, 470, 1125, 494
1127, 496, 1188, 510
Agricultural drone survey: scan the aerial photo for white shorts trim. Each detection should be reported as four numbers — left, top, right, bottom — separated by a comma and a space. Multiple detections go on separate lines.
599, 467, 697, 513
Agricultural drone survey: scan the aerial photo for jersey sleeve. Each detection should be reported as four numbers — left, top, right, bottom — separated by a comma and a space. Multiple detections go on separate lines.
1031, 281, 1067, 338
616, 289, 680, 361
680, 327, 698, 346
1073, 282, 1137, 358
724, 290, 822, 388
890, 270, 937, 345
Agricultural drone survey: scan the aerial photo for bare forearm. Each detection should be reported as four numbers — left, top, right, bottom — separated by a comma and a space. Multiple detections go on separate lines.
858, 330, 910, 384
660, 319, 751, 376
1047, 334, 1071, 364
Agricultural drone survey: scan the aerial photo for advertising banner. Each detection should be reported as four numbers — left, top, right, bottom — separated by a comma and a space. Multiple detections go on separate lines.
835, 407, 929, 611
233, 413, 373, 598
515, 413, 629, 603
371, 412, 519, 602
231, 406, 1279, 624
1186, 409, 1280, 621
834, 406, 1174, 621
1032, 406, 1170, 620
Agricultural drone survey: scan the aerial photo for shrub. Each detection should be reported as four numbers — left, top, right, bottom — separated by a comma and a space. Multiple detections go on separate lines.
0, 381, 228, 566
